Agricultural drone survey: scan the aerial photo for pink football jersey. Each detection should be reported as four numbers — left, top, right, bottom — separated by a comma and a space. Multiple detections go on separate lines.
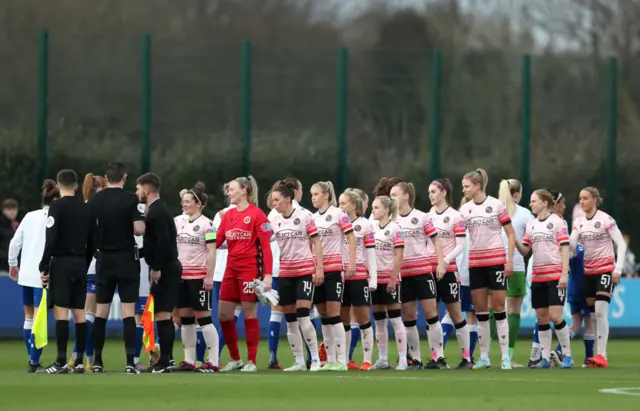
460, 196, 511, 268
374, 221, 404, 284
572, 210, 617, 275
395, 209, 437, 277
522, 213, 570, 282
428, 207, 466, 272
314, 205, 354, 273
270, 207, 318, 278
176, 214, 216, 280
342, 217, 375, 281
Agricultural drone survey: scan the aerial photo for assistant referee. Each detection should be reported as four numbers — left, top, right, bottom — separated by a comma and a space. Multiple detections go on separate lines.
37, 170, 94, 374
88, 162, 146, 374
136, 173, 181, 373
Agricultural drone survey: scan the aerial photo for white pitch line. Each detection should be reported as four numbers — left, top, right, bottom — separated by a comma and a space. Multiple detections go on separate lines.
1, 370, 639, 385
599, 387, 640, 397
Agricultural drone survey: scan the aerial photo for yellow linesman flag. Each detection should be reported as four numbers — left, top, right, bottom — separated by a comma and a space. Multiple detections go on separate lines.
32, 288, 48, 349
141, 295, 155, 352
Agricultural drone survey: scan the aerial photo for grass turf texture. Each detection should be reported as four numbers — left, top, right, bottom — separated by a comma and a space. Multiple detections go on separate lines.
0, 339, 639, 411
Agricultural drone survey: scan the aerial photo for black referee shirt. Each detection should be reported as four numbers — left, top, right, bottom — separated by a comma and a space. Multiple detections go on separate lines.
88, 187, 145, 251
143, 198, 178, 271
39, 195, 94, 272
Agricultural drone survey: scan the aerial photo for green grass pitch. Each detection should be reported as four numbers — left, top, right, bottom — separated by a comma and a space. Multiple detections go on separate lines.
0, 338, 639, 411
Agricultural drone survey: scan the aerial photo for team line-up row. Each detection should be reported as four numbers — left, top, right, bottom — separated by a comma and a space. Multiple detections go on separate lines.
11, 166, 626, 373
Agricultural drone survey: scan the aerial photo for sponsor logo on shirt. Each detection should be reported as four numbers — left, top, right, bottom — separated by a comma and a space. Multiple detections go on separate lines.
226, 229, 252, 240
318, 227, 334, 236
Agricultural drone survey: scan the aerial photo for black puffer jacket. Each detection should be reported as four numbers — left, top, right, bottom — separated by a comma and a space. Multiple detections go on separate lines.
0, 215, 18, 271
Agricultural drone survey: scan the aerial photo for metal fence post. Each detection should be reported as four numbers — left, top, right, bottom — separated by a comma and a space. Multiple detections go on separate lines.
141, 33, 152, 174
241, 41, 253, 177
337, 47, 349, 192
521, 55, 532, 199
37, 29, 49, 182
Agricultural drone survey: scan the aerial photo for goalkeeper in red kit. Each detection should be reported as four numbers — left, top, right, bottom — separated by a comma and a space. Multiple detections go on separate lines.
216, 176, 274, 372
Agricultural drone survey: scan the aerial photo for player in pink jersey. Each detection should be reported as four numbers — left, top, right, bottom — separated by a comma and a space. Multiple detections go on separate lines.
311, 181, 356, 371
570, 187, 626, 368
172, 182, 220, 372
217, 176, 273, 373
338, 189, 377, 371
515, 189, 573, 369
370, 196, 408, 370
270, 180, 325, 372
428, 178, 472, 369
459, 168, 516, 370
343, 187, 370, 368
390, 182, 446, 370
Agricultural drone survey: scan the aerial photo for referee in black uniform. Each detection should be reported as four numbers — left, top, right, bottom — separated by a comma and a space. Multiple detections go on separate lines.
38, 170, 94, 374
88, 162, 145, 374
136, 173, 181, 373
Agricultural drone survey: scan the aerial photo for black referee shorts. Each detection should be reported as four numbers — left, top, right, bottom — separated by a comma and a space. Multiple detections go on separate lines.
151, 260, 182, 314
49, 256, 88, 309
96, 250, 141, 304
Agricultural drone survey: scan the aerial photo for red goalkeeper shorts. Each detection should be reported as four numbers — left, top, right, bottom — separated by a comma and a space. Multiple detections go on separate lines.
218, 268, 259, 303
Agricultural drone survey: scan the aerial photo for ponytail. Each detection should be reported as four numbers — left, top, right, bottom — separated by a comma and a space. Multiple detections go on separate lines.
431, 178, 453, 206
312, 181, 337, 207
82, 173, 106, 201
461, 168, 489, 206
582, 186, 603, 208
343, 189, 364, 217
463, 168, 489, 192
394, 182, 416, 208
499, 179, 522, 217
42, 179, 59, 205
375, 196, 398, 221
235, 175, 259, 206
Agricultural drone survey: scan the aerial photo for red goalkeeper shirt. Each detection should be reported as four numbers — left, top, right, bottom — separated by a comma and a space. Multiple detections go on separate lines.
216, 204, 273, 277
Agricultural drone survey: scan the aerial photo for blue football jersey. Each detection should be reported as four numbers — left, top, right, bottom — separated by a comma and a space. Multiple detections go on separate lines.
568, 244, 585, 303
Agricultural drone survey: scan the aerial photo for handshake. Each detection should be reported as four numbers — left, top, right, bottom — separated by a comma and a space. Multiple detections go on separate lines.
250, 279, 280, 306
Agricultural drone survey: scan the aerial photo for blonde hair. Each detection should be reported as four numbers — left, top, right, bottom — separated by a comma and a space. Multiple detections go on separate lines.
499, 179, 522, 217
179, 188, 188, 199
235, 176, 259, 206
394, 182, 416, 208
342, 189, 364, 217
375, 196, 398, 220
311, 181, 337, 207
348, 188, 368, 205
461, 168, 489, 206
581, 186, 603, 208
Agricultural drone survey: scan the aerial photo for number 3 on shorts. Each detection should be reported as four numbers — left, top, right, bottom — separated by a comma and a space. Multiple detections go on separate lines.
199, 290, 212, 310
